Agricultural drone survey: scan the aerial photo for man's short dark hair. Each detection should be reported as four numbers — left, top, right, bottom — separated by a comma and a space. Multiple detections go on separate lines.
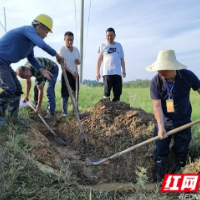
64, 31, 74, 37
16, 66, 27, 76
106, 27, 115, 34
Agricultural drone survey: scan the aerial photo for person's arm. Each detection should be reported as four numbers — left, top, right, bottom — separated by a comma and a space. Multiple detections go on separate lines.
22, 79, 31, 102
75, 59, 81, 65
24, 26, 57, 56
96, 54, 103, 81
27, 52, 53, 80
121, 58, 126, 78
75, 49, 81, 65
197, 88, 200, 94
35, 85, 44, 115
25, 27, 63, 77
153, 99, 167, 139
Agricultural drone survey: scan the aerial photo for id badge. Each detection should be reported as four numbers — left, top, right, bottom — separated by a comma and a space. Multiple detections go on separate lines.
166, 99, 175, 113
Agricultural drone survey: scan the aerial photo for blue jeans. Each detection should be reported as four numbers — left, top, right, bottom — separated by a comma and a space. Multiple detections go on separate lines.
34, 65, 58, 114
0, 64, 23, 98
154, 125, 191, 159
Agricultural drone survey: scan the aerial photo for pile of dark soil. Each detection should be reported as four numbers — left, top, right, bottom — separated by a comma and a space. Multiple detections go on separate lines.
29, 99, 158, 185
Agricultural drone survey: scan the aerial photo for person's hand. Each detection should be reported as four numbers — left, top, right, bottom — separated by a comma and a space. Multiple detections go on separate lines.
39, 68, 53, 80
158, 126, 167, 140
22, 96, 29, 102
96, 72, 101, 81
72, 72, 77, 79
75, 59, 80, 65
35, 106, 41, 115
122, 71, 126, 78
56, 54, 64, 64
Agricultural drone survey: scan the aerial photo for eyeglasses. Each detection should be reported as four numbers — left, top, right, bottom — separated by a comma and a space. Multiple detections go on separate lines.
32, 21, 50, 32
41, 24, 50, 32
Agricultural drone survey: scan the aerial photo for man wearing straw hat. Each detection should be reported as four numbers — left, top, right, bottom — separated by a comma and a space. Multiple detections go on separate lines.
145, 50, 200, 185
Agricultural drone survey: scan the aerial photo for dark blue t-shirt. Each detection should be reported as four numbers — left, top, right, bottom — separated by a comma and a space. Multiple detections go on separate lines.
150, 69, 200, 124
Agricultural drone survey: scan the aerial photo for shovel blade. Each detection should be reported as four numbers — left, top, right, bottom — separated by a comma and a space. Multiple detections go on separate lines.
55, 137, 67, 146
87, 158, 110, 165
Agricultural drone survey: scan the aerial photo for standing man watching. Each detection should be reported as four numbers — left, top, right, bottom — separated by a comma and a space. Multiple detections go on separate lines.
59, 31, 81, 116
16, 57, 59, 119
145, 50, 200, 185
0, 14, 63, 126
96, 27, 126, 102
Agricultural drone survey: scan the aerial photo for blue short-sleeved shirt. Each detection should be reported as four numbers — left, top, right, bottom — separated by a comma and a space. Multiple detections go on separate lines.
150, 69, 200, 124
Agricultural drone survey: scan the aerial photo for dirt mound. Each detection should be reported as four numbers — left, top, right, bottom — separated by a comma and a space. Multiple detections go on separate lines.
29, 99, 157, 185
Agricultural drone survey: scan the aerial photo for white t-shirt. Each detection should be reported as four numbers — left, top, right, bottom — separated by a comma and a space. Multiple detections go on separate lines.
59, 46, 81, 73
98, 42, 124, 76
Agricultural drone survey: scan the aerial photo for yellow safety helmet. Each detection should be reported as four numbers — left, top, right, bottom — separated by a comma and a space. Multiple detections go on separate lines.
34, 14, 53, 33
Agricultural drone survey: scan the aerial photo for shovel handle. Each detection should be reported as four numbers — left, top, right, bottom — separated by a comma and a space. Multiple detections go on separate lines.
60, 61, 86, 141
90, 119, 200, 165
111, 119, 200, 159
27, 101, 57, 137
75, 64, 78, 108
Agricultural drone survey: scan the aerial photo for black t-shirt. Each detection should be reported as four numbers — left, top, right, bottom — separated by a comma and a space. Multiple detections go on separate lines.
150, 69, 200, 124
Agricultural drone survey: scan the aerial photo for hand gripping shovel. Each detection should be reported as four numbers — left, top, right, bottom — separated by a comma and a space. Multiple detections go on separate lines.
87, 119, 200, 165
60, 61, 89, 152
27, 101, 66, 146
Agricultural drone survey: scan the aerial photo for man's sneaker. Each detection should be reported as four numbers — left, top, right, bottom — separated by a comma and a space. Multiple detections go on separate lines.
44, 113, 54, 120
62, 113, 69, 117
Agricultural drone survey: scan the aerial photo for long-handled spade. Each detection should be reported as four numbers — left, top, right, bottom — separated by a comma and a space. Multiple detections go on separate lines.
75, 64, 79, 110
60, 61, 89, 152
27, 101, 66, 146
87, 119, 200, 165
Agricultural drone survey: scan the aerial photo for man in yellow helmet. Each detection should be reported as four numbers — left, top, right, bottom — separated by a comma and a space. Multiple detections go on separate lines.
0, 14, 62, 126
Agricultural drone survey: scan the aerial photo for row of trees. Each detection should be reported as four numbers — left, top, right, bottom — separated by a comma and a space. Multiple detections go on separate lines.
82, 79, 151, 88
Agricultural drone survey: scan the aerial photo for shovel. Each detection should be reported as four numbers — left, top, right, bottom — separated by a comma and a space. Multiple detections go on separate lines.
87, 119, 200, 165
60, 61, 88, 152
75, 64, 78, 110
27, 101, 66, 146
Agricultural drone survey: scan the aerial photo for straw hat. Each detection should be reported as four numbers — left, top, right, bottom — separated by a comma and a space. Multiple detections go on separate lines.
145, 50, 187, 71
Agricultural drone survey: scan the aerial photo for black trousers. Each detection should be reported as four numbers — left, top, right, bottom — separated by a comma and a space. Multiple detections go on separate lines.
154, 125, 191, 159
103, 75, 122, 101
61, 71, 79, 97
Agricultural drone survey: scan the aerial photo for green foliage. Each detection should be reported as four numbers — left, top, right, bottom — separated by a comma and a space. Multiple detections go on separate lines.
124, 79, 151, 88
136, 166, 148, 189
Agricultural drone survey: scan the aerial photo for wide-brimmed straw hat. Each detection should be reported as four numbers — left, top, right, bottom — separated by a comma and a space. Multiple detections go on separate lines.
145, 50, 187, 71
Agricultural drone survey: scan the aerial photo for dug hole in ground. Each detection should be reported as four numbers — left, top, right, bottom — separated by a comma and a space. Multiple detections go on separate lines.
27, 99, 200, 192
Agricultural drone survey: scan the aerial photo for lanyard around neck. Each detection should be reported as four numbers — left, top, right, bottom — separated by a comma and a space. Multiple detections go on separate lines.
165, 80, 175, 95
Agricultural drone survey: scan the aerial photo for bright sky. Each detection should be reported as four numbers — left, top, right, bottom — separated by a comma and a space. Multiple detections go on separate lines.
0, 0, 200, 82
